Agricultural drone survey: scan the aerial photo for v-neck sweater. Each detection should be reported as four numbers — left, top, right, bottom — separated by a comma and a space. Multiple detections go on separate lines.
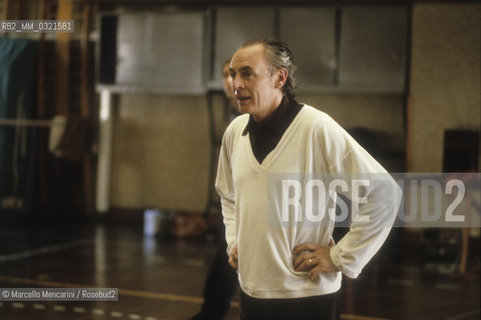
215, 104, 401, 299
242, 95, 303, 164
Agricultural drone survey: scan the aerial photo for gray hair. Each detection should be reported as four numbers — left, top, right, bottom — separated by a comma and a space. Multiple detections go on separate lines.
241, 38, 297, 99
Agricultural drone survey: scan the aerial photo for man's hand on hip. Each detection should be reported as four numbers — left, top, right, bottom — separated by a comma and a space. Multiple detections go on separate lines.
293, 240, 339, 281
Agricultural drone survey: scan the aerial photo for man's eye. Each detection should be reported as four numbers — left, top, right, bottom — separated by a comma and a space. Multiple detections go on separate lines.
243, 72, 252, 78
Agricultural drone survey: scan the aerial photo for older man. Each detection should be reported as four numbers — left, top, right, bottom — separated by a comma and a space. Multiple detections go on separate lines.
215, 38, 401, 320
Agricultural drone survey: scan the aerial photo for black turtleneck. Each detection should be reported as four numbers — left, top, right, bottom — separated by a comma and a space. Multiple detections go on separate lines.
242, 96, 303, 164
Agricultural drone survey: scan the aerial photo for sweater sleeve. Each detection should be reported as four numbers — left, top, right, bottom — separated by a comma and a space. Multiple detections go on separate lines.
215, 129, 237, 256
316, 114, 402, 278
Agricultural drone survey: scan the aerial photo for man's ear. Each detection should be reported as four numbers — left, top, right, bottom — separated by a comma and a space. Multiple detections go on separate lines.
275, 68, 288, 89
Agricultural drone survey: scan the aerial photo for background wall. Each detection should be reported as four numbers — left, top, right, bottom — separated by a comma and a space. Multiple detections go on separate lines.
408, 2, 480, 172
110, 95, 210, 211
297, 94, 405, 148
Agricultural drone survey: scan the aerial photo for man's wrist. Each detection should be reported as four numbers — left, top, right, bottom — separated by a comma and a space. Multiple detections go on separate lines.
329, 245, 342, 272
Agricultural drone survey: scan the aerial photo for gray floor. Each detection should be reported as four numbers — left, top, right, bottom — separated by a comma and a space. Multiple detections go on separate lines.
0, 221, 479, 320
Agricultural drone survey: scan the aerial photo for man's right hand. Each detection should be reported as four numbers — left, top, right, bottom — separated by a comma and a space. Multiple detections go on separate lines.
228, 244, 238, 270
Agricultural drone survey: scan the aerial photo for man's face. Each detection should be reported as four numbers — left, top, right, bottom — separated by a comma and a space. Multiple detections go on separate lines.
222, 62, 235, 100
229, 44, 283, 121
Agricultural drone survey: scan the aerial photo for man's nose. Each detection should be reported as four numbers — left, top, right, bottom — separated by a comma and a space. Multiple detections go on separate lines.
233, 76, 244, 91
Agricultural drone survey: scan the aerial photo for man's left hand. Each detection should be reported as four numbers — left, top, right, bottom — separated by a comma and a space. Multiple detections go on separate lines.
293, 241, 339, 281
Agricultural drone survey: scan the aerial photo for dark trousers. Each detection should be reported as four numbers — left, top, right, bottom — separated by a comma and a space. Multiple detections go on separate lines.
239, 290, 340, 320
195, 224, 238, 320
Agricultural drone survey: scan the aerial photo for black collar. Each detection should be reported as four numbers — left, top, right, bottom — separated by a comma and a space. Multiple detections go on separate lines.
242, 96, 303, 136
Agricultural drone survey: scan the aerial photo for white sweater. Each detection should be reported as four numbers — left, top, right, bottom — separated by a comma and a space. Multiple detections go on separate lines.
215, 105, 401, 299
